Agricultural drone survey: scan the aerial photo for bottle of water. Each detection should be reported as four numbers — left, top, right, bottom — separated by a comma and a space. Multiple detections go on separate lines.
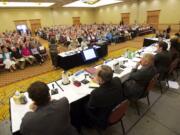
124, 49, 128, 58
128, 50, 132, 59
132, 52, 136, 58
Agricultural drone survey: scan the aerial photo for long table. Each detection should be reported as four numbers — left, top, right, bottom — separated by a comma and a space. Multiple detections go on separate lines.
10, 38, 166, 135
57, 41, 108, 70
143, 38, 170, 47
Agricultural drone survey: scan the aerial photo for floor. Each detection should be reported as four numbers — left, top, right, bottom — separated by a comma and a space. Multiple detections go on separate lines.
0, 77, 180, 135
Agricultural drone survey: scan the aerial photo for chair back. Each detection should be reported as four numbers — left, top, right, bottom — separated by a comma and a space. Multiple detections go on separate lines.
108, 100, 129, 125
168, 58, 180, 75
146, 74, 159, 92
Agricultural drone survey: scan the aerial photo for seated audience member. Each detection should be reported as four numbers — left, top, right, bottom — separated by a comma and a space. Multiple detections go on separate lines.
163, 30, 170, 39
86, 65, 124, 128
77, 37, 83, 46
2, 47, 16, 72
21, 44, 34, 65
154, 41, 171, 79
37, 42, 48, 59
0, 47, 4, 68
106, 31, 113, 42
123, 53, 156, 99
11, 47, 26, 69
30, 44, 44, 65
20, 81, 79, 135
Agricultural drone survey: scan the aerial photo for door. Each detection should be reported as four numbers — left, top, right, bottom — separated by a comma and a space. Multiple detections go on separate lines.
72, 17, 80, 26
14, 20, 28, 34
121, 13, 130, 25
29, 19, 41, 35
147, 10, 160, 30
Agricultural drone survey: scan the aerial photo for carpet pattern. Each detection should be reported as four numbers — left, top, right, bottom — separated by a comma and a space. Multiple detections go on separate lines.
0, 47, 138, 121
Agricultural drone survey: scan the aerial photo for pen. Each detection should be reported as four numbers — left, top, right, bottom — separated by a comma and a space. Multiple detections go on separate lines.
55, 82, 64, 92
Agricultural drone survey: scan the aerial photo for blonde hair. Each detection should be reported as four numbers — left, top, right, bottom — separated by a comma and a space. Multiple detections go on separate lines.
143, 53, 154, 65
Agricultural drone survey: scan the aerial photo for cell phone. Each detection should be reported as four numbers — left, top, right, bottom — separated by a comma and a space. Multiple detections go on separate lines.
81, 79, 89, 84
120, 65, 126, 69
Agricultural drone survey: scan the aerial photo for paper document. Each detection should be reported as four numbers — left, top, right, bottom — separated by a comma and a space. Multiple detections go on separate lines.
168, 81, 180, 89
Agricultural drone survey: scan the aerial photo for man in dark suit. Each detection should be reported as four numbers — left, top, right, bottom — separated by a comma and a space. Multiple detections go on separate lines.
170, 36, 180, 60
20, 81, 78, 135
154, 41, 171, 79
123, 53, 156, 99
86, 65, 124, 128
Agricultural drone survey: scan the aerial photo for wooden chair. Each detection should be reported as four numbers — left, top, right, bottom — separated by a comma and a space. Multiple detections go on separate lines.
96, 100, 129, 135
132, 74, 159, 115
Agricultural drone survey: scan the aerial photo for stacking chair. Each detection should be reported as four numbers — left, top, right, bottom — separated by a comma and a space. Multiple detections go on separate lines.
168, 58, 180, 80
96, 100, 129, 135
158, 58, 180, 93
132, 74, 159, 115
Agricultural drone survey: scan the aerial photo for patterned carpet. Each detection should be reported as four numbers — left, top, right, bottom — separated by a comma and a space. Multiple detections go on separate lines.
0, 47, 138, 121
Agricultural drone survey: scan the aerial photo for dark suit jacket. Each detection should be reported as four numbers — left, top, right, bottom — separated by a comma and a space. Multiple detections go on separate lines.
154, 51, 171, 74
123, 66, 156, 99
87, 77, 124, 128
20, 97, 78, 135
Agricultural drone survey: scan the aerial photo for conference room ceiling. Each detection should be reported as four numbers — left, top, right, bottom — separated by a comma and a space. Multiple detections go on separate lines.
1, 0, 135, 8
3, 0, 77, 7
0, 0, 76, 8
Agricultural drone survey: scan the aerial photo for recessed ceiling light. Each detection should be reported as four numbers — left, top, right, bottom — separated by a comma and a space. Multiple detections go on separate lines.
81, 0, 100, 5
0, 2, 54, 7
63, 0, 123, 8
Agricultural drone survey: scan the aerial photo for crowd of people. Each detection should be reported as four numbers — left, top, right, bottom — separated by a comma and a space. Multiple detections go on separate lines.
0, 31, 48, 72
37, 24, 154, 48
19, 34, 180, 135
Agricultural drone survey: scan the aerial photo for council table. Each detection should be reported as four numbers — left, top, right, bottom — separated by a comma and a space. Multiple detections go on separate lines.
57, 41, 108, 70
143, 38, 170, 47
10, 38, 166, 135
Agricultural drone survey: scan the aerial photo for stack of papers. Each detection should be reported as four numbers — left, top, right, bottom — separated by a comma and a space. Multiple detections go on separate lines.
168, 81, 180, 89
89, 82, 99, 88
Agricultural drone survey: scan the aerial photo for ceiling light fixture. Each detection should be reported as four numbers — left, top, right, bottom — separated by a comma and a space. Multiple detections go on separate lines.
0, 2, 54, 7
63, 0, 123, 8
81, 0, 100, 5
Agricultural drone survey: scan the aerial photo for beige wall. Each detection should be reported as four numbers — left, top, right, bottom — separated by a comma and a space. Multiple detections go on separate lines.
95, 0, 180, 25
137, 0, 180, 24
0, 7, 95, 32
52, 8, 95, 25
0, 0, 179, 32
0, 8, 54, 32
95, 1, 139, 24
